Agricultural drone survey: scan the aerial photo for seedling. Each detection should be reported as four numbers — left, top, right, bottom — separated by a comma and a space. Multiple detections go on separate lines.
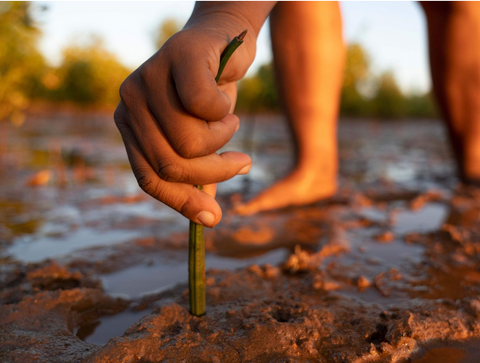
189, 29, 247, 317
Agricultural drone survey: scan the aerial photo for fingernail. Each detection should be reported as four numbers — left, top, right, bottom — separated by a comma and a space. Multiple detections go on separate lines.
235, 123, 240, 133
238, 165, 251, 175
196, 211, 216, 227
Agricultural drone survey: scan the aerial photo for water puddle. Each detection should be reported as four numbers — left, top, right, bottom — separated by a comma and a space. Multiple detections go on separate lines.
103, 248, 287, 298
410, 266, 480, 300
76, 308, 150, 346
6, 228, 142, 262
78, 248, 288, 345
359, 207, 389, 223
413, 339, 480, 363
357, 237, 425, 267
393, 203, 448, 235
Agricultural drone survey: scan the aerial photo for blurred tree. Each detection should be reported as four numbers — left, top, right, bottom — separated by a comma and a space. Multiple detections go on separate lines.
340, 43, 372, 117
236, 63, 279, 112
52, 36, 131, 107
343, 43, 370, 89
154, 18, 182, 49
0, 4, 442, 121
405, 91, 438, 118
236, 44, 437, 119
371, 71, 406, 118
0, 2, 46, 124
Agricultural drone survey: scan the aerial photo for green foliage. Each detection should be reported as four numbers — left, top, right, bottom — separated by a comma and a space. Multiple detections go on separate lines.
343, 43, 370, 90
0, 8, 437, 120
0, 3, 130, 116
236, 64, 279, 112
405, 91, 438, 118
0, 2, 45, 123
371, 71, 406, 118
340, 43, 372, 117
50, 37, 131, 107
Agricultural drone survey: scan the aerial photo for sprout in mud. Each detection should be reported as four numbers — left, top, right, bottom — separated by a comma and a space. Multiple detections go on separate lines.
189, 30, 247, 317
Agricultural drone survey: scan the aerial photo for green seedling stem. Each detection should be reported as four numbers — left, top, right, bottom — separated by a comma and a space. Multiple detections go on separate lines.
189, 29, 247, 317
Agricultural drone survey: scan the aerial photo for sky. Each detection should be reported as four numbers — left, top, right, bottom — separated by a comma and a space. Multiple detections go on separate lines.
35, 1, 430, 94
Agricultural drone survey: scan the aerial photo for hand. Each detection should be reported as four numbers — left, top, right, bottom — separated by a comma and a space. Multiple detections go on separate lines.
114, 17, 257, 228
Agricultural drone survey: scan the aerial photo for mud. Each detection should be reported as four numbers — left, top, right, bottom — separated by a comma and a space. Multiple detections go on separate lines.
1, 115, 480, 362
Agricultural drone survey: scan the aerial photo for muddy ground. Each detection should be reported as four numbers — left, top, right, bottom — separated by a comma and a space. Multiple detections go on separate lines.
1, 114, 480, 362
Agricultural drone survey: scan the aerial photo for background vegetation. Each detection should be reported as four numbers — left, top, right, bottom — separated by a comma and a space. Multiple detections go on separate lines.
0, 2, 130, 124
236, 43, 438, 118
0, 4, 437, 123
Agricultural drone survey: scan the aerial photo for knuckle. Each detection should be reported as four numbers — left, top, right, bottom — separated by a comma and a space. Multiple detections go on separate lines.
136, 174, 154, 194
157, 161, 183, 183
118, 78, 131, 101
139, 63, 155, 84
182, 92, 207, 115
176, 134, 206, 159
119, 77, 137, 105
113, 106, 124, 127
178, 195, 194, 216
136, 174, 165, 202
165, 192, 190, 215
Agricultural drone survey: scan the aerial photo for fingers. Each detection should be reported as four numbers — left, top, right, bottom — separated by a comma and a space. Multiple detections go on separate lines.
156, 151, 252, 185
171, 50, 231, 121
115, 30, 251, 225
142, 65, 239, 159
148, 102, 241, 159
114, 113, 223, 227
219, 82, 238, 114
121, 101, 251, 185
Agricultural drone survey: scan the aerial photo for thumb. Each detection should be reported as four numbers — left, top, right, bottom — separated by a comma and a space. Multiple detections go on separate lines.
171, 50, 231, 121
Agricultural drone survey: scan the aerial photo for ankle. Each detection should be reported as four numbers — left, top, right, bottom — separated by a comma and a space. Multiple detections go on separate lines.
460, 142, 480, 182
295, 158, 337, 180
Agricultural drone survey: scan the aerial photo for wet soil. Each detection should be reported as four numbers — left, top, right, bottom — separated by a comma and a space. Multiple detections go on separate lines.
1, 114, 480, 362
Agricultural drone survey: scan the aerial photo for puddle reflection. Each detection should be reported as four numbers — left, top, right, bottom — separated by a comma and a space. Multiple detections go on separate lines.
394, 203, 449, 234
103, 249, 287, 298
81, 249, 287, 345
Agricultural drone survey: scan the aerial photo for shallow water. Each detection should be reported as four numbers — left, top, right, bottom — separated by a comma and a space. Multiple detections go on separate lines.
394, 203, 449, 234
81, 249, 287, 345
102, 249, 287, 298
8, 228, 143, 262
412, 339, 480, 363
76, 308, 151, 346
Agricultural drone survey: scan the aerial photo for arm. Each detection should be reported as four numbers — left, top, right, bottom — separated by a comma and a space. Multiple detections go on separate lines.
114, 2, 276, 227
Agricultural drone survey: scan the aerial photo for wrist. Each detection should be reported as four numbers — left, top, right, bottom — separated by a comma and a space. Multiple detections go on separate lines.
185, 2, 275, 42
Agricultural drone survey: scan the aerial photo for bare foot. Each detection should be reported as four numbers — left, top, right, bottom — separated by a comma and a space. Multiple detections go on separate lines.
234, 168, 337, 216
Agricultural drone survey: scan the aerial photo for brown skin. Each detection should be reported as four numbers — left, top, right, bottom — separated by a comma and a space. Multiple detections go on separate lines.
237, 1, 480, 214
114, 2, 276, 227
116, 1, 480, 224
235, 1, 344, 215
421, 1, 480, 183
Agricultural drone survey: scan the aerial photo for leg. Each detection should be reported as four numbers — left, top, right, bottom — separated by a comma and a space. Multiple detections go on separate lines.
421, 2, 480, 183
235, 1, 345, 215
